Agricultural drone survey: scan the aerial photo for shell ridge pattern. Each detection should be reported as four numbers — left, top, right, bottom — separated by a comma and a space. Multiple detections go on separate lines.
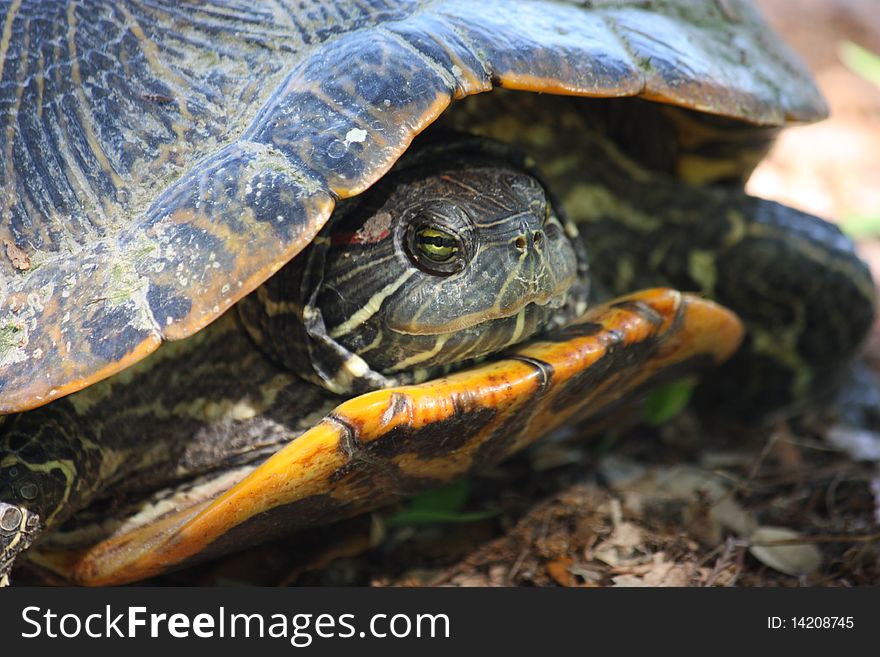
0, 0, 827, 413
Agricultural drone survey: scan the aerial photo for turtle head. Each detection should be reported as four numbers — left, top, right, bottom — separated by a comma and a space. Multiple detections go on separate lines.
240, 144, 587, 393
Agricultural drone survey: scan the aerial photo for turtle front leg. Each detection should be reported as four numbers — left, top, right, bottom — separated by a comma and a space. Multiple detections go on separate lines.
1, 502, 41, 586
0, 408, 107, 584
577, 181, 876, 416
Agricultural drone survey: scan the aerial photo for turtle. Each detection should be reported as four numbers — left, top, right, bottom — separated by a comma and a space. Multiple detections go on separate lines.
0, 0, 874, 586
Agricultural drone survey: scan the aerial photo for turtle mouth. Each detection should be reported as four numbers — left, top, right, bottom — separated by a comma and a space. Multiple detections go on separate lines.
384, 288, 573, 374
388, 280, 574, 336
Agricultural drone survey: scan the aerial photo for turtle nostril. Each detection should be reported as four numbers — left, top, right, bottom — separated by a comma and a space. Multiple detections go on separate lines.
515, 236, 527, 251
533, 231, 543, 246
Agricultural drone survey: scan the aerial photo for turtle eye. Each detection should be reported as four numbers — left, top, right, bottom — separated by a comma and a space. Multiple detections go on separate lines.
405, 223, 465, 275
416, 227, 457, 262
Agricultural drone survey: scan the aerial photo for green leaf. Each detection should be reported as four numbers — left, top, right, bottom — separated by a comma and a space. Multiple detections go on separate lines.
840, 213, 880, 239
385, 508, 497, 527
838, 40, 880, 87
407, 479, 470, 513
385, 480, 496, 527
641, 379, 696, 426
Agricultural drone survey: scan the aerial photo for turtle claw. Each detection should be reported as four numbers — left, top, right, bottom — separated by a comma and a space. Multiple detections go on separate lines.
0, 502, 42, 586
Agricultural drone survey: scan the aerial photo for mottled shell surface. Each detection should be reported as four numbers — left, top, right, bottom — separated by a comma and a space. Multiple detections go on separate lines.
0, 0, 825, 412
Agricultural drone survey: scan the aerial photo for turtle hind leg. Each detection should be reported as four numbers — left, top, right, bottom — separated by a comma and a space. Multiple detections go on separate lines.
580, 180, 876, 417
695, 197, 875, 415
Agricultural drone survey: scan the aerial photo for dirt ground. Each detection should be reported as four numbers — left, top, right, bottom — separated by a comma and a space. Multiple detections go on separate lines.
18, 0, 879, 588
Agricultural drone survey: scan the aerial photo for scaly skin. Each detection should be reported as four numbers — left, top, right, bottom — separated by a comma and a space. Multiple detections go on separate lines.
0, 502, 40, 585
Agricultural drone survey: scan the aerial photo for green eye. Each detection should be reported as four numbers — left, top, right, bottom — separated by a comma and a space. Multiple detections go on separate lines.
416, 227, 458, 262
405, 222, 465, 276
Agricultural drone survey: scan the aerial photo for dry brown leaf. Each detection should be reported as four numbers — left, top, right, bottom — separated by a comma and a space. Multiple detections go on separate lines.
641, 562, 692, 587
749, 526, 822, 577
608, 553, 694, 587
592, 543, 622, 567
608, 521, 643, 549
451, 575, 492, 587
607, 464, 756, 543
610, 574, 646, 587
567, 564, 603, 583
546, 556, 574, 587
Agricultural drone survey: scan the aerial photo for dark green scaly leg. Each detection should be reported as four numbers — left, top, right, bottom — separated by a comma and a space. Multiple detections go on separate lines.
0, 502, 40, 586
576, 176, 876, 416
0, 408, 105, 584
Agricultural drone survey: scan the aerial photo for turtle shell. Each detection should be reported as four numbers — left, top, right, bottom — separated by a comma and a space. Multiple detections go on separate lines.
0, 0, 824, 414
